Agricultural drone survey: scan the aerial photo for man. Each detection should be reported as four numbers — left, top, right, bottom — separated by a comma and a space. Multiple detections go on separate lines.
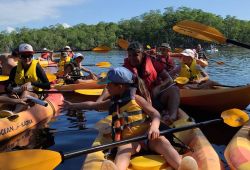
39, 48, 53, 61
196, 44, 208, 60
5, 43, 50, 113
157, 43, 176, 73
64, 53, 97, 84
57, 52, 71, 76
123, 42, 180, 124
64, 45, 74, 58
0, 49, 19, 75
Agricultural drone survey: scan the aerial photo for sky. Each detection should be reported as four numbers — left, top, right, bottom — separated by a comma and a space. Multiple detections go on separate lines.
0, 0, 250, 32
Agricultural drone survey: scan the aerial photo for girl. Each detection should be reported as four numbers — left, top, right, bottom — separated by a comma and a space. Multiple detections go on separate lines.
61, 67, 196, 170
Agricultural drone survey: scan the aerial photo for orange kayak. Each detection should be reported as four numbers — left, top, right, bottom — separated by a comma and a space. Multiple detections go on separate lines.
0, 92, 63, 142
224, 119, 250, 170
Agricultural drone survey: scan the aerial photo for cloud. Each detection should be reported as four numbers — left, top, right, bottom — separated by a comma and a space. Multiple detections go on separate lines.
5, 26, 16, 33
0, 0, 84, 27
61, 23, 71, 28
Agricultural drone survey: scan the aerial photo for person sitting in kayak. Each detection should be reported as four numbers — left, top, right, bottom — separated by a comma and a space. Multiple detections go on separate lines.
0, 48, 19, 75
56, 52, 71, 77
39, 48, 53, 61
5, 43, 50, 113
175, 49, 219, 89
61, 67, 196, 170
64, 53, 98, 84
64, 45, 74, 58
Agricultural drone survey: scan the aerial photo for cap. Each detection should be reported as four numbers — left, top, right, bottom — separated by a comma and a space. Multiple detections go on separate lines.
61, 52, 68, 57
73, 53, 84, 59
181, 49, 195, 59
98, 67, 134, 85
64, 45, 71, 51
127, 42, 143, 52
19, 43, 34, 54
161, 43, 171, 49
42, 48, 48, 51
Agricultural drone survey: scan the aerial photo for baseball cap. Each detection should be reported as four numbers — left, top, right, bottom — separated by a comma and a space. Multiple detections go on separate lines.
73, 53, 84, 59
64, 46, 71, 51
161, 43, 171, 49
181, 49, 195, 59
127, 42, 143, 52
19, 43, 34, 54
98, 67, 134, 85
42, 48, 48, 51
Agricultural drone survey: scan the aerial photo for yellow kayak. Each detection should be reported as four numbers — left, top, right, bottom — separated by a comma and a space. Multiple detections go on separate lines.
82, 109, 224, 170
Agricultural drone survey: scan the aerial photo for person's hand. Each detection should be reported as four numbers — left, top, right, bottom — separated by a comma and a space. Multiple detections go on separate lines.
13, 98, 28, 106
148, 124, 160, 140
21, 82, 32, 92
59, 100, 74, 112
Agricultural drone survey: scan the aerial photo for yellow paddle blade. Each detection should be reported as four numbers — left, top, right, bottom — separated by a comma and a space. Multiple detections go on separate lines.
173, 20, 226, 44
100, 72, 107, 78
174, 77, 189, 85
174, 48, 183, 53
221, 108, 249, 127
46, 73, 57, 82
146, 45, 151, 49
0, 150, 62, 170
75, 89, 103, 95
117, 39, 129, 50
96, 61, 111, 68
0, 75, 9, 81
92, 46, 111, 53
130, 155, 166, 170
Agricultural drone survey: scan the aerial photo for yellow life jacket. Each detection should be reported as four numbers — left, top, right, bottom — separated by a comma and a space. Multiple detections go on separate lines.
57, 56, 71, 73
14, 60, 41, 91
110, 88, 149, 141
179, 59, 201, 80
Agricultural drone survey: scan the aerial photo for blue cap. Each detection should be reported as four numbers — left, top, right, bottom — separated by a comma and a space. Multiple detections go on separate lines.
98, 67, 134, 84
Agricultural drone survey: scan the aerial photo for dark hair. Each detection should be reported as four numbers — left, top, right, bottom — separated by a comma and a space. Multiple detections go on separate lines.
127, 42, 144, 52
11, 48, 19, 57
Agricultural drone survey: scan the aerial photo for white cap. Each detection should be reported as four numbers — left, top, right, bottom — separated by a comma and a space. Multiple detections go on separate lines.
64, 45, 71, 51
73, 53, 84, 59
181, 49, 195, 59
19, 43, 34, 54
42, 48, 48, 51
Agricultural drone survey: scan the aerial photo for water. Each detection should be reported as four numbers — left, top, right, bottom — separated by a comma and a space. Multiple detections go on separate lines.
1, 47, 250, 169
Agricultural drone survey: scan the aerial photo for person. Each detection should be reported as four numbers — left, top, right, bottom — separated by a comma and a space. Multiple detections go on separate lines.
0, 48, 19, 75
39, 48, 52, 61
56, 52, 71, 76
196, 44, 207, 60
60, 67, 195, 170
64, 45, 74, 58
157, 43, 176, 73
174, 49, 219, 89
5, 43, 50, 113
63, 53, 98, 84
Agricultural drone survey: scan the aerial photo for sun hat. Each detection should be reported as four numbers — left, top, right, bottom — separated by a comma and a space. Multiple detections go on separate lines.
127, 42, 144, 52
98, 67, 134, 85
73, 53, 84, 59
42, 48, 48, 51
64, 45, 71, 51
161, 43, 171, 49
181, 49, 195, 59
19, 43, 34, 54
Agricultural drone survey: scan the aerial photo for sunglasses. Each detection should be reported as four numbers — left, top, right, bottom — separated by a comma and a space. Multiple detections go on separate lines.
20, 54, 33, 59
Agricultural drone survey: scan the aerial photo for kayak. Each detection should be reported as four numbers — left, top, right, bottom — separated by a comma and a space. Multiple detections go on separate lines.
0, 91, 63, 142
82, 109, 224, 170
38, 60, 57, 67
224, 118, 250, 170
180, 84, 250, 114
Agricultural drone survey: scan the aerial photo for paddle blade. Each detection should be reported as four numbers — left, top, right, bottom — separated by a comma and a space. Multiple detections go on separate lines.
118, 39, 129, 50
173, 20, 226, 43
46, 73, 57, 82
99, 72, 107, 78
0, 75, 9, 81
92, 46, 111, 53
96, 61, 111, 68
0, 150, 62, 170
75, 89, 103, 95
174, 77, 189, 85
174, 48, 184, 53
221, 109, 249, 127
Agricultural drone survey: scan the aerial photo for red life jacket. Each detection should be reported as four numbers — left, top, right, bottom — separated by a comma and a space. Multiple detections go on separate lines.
156, 54, 175, 72
124, 56, 157, 91
41, 52, 50, 59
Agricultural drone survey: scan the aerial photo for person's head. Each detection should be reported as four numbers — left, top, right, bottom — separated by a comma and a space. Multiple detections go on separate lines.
181, 49, 195, 65
64, 45, 72, 52
158, 43, 171, 55
73, 53, 84, 63
11, 48, 19, 58
197, 44, 202, 50
61, 52, 68, 58
18, 43, 34, 66
127, 42, 144, 67
98, 67, 134, 96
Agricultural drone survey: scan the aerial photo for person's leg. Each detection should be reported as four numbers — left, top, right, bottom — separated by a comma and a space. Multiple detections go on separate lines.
148, 136, 182, 169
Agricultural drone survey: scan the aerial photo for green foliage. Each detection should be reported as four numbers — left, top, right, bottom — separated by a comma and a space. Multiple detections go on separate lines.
1, 7, 249, 52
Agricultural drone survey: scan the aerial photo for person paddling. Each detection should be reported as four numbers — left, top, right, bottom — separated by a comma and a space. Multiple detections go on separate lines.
64, 53, 98, 84
57, 52, 71, 76
61, 67, 196, 170
64, 45, 74, 58
5, 43, 50, 113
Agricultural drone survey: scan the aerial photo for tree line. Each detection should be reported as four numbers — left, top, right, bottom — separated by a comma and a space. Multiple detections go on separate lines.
1, 7, 250, 52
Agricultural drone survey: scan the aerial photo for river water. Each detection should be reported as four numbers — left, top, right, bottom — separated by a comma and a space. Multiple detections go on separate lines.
0, 47, 250, 170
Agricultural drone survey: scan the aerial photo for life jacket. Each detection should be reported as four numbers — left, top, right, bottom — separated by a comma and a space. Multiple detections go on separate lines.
57, 56, 71, 74
66, 61, 83, 76
14, 60, 41, 91
156, 54, 175, 72
124, 56, 157, 91
109, 88, 148, 141
179, 59, 201, 80
41, 52, 50, 59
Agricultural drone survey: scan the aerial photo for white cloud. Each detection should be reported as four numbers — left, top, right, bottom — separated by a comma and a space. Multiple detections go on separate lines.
61, 23, 71, 28
0, 0, 84, 27
5, 26, 16, 33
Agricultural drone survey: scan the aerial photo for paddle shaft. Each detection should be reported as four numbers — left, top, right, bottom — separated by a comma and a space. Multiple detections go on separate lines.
46, 64, 108, 67
35, 49, 93, 53
63, 118, 221, 159
226, 39, 250, 49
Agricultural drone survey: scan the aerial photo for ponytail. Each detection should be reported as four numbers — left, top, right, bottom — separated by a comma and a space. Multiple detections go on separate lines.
133, 76, 151, 103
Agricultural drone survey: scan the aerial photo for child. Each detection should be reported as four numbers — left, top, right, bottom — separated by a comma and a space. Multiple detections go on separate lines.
60, 67, 196, 170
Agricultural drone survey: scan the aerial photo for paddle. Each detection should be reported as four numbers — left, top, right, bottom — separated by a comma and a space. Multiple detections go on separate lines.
35, 46, 111, 53
118, 38, 129, 50
173, 20, 250, 49
0, 75, 9, 81
0, 109, 248, 170
45, 61, 111, 68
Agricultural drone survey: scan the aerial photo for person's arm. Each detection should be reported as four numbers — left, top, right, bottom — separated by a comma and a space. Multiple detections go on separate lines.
193, 65, 209, 83
31, 64, 50, 89
96, 88, 111, 102
0, 96, 27, 105
135, 95, 160, 139
60, 99, 110, 111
